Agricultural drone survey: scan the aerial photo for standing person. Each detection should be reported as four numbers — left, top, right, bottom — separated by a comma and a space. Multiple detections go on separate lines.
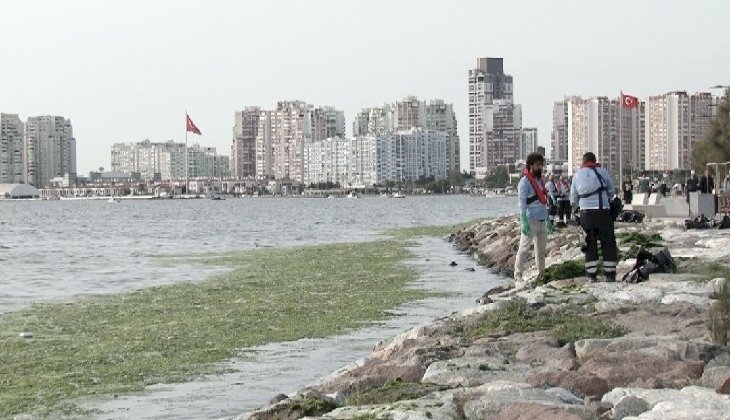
570, 152, 618, 282
622, 176, 634, 205
686, 170, 699, 203
700, 169, 715, 194
514, 153, 553, 288
557, 175, 572, 223
545, 174, 558, 223
724, 174, 730, 194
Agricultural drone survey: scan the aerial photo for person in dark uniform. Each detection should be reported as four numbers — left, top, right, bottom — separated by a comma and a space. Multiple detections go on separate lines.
700, 169, 715, 194
570, 152, 618, 282
622, 176, 633, 204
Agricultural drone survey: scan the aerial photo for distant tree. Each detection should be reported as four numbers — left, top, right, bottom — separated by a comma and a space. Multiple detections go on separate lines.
693, 89, 730, 171
484, 166, 509, 188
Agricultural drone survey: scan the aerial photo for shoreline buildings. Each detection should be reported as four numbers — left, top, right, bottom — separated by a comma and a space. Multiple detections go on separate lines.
232, 97, 457, 187
555, 91, 718, 178
111, 140, 229, 181
0, 114, 76, 187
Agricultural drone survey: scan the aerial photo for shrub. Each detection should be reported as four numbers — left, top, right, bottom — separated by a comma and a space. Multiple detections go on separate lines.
708, 279, 730, 346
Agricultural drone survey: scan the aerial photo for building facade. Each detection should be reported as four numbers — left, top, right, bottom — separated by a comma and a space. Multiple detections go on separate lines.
231, 107, 261, 179
468, 57, 514, 173
23, 116, 76, 187
0, 113, 24, 184
645, 91, 716, 171
519, 128, 538, 161
111, 140, 228, 181
376, 128, 447, 184
479, 100, 522, 173
303, 137, 351, 186
551, 100, 569, 161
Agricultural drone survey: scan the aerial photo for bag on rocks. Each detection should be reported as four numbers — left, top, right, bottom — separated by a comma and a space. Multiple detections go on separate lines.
618, 210, 645, 224
622, 246, 677, 283
685, 215, 711, 230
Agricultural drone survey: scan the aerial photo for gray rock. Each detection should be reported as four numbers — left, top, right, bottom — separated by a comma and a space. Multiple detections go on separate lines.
610, 395, 651, 419
602, 386, 730, 420
706, 351, 730, 369
706, 278, 728, 299
701, 366, 730, 388
268, 393, 288, 404
545, 387, 584, 405
325, 391, 346, 406
421, 356, 531, 387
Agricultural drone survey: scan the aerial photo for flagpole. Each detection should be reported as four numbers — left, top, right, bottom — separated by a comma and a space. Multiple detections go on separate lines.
185, 110, 188, 196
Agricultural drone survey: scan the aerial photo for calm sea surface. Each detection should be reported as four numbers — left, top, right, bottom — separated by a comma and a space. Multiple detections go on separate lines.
0, 196, 515, 418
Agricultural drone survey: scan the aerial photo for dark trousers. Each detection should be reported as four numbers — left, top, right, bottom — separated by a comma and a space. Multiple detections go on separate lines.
580, 209, 618, 277
558, 200, 571, 220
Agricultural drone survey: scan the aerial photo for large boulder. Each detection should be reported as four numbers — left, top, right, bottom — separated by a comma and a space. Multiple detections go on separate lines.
515, 341, 578, 372
526, 370, 610, 398
578, 351, 704, 389
421, 356, 531, 387
461, 385, 595, 420
602, 386, 730, 420
706, 278, 729, 299
609, 395, 652, 419
311, 361, 426, 395
574, 336, 719, 363
716, 371, 730, 395
494, 402, 596, 420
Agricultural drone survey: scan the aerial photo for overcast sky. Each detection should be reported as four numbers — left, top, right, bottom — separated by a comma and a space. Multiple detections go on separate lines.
2, 0, 729, 174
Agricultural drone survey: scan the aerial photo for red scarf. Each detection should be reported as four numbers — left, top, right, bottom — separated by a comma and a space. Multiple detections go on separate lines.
523, 168, 547, 204
581, 162, 601, 169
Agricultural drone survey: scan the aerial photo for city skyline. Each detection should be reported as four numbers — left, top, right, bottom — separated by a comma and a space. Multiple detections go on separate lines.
1, 1, 728, 174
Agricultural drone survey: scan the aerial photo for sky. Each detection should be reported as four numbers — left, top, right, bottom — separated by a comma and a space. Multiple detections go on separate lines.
1, 0, 729, 174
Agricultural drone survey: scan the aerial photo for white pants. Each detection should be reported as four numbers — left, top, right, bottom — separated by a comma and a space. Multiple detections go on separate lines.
514, 219, 547, 281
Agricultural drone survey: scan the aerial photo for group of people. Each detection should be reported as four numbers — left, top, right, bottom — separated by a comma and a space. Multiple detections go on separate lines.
514, 152, 618, 288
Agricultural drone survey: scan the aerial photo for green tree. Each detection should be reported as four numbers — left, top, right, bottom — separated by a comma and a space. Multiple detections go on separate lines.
693, 89, 730, 171
484, 166, 509, 188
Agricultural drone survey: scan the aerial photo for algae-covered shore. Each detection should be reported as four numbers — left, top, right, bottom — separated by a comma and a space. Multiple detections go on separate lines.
0, 225, 469, 418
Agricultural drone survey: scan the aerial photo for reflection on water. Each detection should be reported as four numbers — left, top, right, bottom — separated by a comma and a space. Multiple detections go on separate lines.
81, 237, 505, 420
0, 196, 512, 313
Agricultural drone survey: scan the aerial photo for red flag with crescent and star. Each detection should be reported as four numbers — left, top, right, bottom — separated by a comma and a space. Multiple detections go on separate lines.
621, 94, 639, 109
186, 114, 202, 135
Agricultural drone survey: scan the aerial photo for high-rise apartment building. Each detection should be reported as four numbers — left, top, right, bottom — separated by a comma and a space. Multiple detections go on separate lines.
254, 101, 345, 183
111, 140, 228, 180
519, 128, 538, 161
303, 137, 351, 186
645, 91, 716, 171
231, 107, 261, 179
23, 116, 76, 187
353, 98, 459, 177
551, 100, 570, 161
468, 57, 514, 173
565, 97, 644, 179
479, 100, 522, 171
376, 128, 448, 184
0, 113, 24, 184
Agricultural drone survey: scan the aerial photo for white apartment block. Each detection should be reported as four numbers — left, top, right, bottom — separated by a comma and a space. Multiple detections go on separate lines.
350, 135, 378, 187
376, 128, 448, 184
231, 107, 261, 179
519, 128, 538, 161
551, 100, 570, 161
468, 57, 514, 173
303, 137, 351, 186
23, 116, 76, 187
353, 97, 459, 177
565, 96, 645, 179
0, 113, 24, 184
111, 140, 228, 181
254, 101, 346, 183
645, 91, 716, 171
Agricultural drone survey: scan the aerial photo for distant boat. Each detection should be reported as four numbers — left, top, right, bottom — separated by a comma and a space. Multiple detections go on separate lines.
380, 193, 390, 198
210, 194, 224, 200
347, 192, 360, 199
108, 196, 119, 203
392, 192, 406, 199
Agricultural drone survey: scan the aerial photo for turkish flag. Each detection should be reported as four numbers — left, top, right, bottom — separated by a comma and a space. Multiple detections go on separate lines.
621, 94, 639, 109
186, 114, 202, 135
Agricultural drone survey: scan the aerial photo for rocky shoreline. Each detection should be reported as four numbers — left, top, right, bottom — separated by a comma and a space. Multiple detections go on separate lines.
240, 216, 730, 420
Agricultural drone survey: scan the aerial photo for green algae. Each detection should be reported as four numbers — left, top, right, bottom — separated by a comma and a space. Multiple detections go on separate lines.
0, 240, 434, 417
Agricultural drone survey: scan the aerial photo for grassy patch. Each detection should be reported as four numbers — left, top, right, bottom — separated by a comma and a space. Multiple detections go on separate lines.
677, 259, 730, 282
0, 241, 433, 417
618, 232, 663, 247
467, 299, 627, 345
535, 260, 587, 285
385, 219, 483, 239
346, 379, 448, 406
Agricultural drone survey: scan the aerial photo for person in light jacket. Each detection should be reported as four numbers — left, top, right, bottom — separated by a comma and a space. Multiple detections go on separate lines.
514, 153, 553, 288
570, 152, 618, 282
